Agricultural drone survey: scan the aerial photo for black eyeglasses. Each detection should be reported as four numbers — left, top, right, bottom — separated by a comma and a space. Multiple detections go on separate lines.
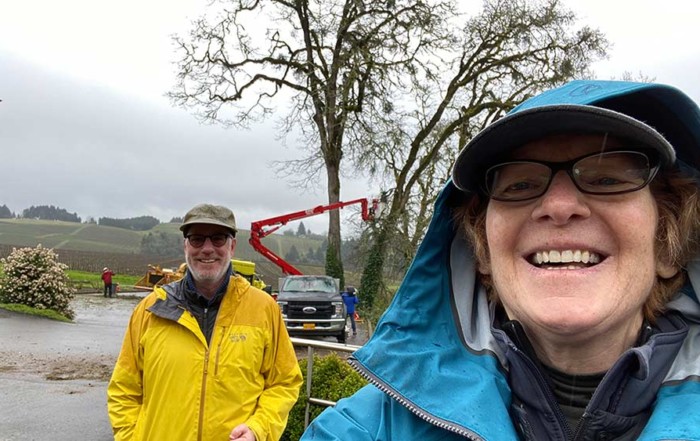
485, 150, 660, 202
185, 233, 232, 248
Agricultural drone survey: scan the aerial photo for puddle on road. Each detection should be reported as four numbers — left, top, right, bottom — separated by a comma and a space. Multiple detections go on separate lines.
1, 293, 149, 382
71, 293, 144, 327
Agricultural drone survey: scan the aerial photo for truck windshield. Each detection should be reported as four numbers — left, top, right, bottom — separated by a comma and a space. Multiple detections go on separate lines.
283, 278, 336, 293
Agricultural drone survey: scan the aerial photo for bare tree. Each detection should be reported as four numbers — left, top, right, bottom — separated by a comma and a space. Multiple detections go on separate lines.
169, 0, 608, 309
352, 0, 609, 308
169, 0, 458, 283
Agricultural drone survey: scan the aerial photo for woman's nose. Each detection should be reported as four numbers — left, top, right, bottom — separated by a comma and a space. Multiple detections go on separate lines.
531, 171, 591, 224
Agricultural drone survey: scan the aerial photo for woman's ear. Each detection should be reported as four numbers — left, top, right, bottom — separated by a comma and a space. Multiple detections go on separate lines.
478, 259, 491, 275
656, 259, 679, 279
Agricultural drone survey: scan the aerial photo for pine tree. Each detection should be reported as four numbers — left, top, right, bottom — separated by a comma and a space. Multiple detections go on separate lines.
0, 204, 13, 218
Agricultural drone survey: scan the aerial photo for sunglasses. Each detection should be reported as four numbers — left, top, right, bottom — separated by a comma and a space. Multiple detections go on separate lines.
485, 150, 660, 202
185, 233, 232, 248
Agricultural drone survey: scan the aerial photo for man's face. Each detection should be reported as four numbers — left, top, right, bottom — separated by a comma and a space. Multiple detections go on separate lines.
184, 224, 236, 287
484, 134, 675, 346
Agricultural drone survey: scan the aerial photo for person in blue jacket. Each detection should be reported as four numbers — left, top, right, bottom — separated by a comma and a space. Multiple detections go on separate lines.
342, 286, 360, 336
301, 80, 700, 441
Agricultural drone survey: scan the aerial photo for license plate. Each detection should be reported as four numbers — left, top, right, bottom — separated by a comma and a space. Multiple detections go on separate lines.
303, 323, 316, 329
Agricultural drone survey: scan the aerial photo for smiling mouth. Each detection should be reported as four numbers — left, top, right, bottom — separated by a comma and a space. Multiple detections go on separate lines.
528, 250, 604, 269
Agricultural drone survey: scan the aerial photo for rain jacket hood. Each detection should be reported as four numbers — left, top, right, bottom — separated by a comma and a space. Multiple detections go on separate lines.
303, 80, 700, 441
347, 183, 700, 440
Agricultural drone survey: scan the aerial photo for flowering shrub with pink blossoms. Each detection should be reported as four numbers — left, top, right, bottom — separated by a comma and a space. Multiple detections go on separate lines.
0, 245, 76, 320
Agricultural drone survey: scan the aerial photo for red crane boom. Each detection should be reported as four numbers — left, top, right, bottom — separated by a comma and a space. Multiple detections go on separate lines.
249, 197, 380, 275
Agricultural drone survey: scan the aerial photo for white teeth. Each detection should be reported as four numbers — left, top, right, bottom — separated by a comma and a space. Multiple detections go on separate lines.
533, 250, 601, 266
545, 265, 583, 270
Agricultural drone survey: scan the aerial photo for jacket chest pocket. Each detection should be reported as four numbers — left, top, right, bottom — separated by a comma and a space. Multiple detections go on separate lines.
212, 325, 266, 380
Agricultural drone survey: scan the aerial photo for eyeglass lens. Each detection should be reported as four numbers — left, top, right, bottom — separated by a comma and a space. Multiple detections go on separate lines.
186, 234, 231, 248
486, 151, 655, 202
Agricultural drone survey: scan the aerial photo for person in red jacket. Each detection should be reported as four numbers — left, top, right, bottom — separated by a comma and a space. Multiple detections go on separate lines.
101, 267, 115, 297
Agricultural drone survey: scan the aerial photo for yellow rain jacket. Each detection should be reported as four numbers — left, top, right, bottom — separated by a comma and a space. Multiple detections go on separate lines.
107, 275, 302, 441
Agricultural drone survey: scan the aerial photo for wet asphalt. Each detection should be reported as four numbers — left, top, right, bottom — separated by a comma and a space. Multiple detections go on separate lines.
0, 293, 368, 441
0, 293, 141, 441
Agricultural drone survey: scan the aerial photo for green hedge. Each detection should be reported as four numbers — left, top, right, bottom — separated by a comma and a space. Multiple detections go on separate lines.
282, 353, 367, 440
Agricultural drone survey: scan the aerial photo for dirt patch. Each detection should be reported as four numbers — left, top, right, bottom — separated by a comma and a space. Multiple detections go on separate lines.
0, 350, 115, 382
1, 347, 346, 383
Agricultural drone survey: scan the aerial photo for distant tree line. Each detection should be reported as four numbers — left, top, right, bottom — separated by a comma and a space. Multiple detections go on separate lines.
0, 204, 182, 229
279, 222, 367, 267
0, 204, 13, 219
282, 222, 325, 239
140, 231, 183, 257
99, 216, 160, 231
283, 236, 361, 268
284, 242, 327, 265
22, 205, 81, 222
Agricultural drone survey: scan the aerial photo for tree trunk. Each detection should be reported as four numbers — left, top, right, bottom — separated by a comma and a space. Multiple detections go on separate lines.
324, 159, 345, 288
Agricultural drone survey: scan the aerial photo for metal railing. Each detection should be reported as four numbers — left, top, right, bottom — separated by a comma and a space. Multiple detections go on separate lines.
290, 337, 362, 428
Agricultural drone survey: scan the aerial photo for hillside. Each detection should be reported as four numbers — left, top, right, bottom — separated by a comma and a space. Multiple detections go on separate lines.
0, 219, 142, 253
0, 218, 329, 289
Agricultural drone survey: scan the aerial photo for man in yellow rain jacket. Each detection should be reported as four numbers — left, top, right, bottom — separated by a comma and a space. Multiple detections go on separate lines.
108, 204, 302, 441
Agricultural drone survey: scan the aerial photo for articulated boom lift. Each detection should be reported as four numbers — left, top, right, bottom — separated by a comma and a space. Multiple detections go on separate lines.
249, 197, 381, 275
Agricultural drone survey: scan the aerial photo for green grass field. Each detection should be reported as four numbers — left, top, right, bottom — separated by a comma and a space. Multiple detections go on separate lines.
66, 269, 142, 291
0, 303, 72, 322
0, 219, 144, 252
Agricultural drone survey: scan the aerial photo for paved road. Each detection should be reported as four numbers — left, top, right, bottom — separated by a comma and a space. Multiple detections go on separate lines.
0, 293, 140, 441
0, 293, 368, 441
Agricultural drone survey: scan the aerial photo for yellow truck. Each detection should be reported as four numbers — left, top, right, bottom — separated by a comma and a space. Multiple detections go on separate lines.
134, 259, 269, 292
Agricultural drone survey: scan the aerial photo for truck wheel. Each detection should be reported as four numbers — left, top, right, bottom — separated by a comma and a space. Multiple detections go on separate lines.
337, 331, 346, 344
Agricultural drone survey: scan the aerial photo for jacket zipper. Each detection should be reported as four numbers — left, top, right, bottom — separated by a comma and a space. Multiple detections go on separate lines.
348, 359, 484, 440
497, 322, 573, 440
570, 344, 644, 441
197, 307, 210, 441
508, 344, 573, 440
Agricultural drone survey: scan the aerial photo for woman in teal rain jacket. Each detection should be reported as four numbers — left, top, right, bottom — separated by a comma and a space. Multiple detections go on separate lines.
301, 80, 700, 441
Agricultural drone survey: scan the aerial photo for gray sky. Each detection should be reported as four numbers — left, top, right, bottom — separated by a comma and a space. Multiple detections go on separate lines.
2, 0, 700, 235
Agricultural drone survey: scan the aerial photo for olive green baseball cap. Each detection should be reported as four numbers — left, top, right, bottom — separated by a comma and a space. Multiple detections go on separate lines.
179, 203, 237, 235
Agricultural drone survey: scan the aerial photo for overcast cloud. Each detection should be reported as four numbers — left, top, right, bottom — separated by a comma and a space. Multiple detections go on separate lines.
2, 0, 700, 235
0, 54, 356, 234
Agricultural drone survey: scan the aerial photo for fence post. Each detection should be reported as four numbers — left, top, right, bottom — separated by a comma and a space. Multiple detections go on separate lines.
304, 345, 315, 428
291, 337, 362, 429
